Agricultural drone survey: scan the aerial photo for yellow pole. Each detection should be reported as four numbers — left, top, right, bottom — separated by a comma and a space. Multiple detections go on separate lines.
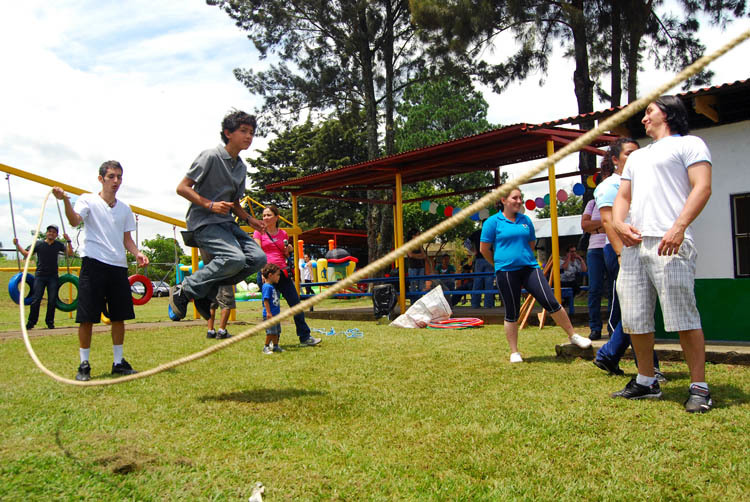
292, 194, 300, 294
547, 140, 561, 302
230, 285, 237, 321
0, 162, 186, 227
191, 247, 199, 319
395, 173, 406, 313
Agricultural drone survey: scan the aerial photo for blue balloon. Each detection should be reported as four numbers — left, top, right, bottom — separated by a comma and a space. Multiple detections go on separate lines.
572, 183, 585, 196
470, 213, 480, 221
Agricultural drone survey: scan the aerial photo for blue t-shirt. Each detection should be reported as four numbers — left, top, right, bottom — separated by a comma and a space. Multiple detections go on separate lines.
480, 212, 539, 272
262, 282, 280, 318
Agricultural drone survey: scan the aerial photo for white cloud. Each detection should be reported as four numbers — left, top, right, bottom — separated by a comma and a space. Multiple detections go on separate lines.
0, 1, 268, 252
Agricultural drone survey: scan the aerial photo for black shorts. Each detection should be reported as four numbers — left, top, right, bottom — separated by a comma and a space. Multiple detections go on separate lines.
76, 257, 135, 323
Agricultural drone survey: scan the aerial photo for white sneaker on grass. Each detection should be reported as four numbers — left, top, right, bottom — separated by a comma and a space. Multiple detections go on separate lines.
510, 352, 523, 363
569, 334, 592, 349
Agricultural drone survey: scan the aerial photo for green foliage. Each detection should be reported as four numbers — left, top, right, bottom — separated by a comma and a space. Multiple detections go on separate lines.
395, 75, 492, 153
247, 114, 368, 230
411, 0, 746, 107
534, 194, 584, 219
395, 75, 502, 242
140, 234, 186, 284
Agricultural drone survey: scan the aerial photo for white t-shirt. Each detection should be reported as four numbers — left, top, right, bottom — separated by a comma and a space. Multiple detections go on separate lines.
300, 259, 312, 281
583, 199, 606, 249
74, 193, 136, 267
594, 172, 623, 246
621, 135, 711, 241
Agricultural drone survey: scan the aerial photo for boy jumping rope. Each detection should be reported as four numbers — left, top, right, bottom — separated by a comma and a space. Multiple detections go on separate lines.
170, 110, 266, 320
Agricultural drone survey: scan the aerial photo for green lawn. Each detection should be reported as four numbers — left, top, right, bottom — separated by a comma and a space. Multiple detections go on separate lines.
1, 270, 749, 500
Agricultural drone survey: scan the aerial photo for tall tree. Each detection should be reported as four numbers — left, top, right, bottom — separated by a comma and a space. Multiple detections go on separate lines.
247, 113, 369, 230
208, 0, 432, 262
395, 75, 504, 244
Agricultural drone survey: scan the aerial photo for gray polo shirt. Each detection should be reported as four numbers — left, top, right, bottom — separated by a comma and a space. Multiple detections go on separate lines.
185, 145, 247, 230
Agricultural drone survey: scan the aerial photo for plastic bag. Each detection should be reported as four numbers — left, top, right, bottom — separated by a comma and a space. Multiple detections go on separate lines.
390, 285, 452, 328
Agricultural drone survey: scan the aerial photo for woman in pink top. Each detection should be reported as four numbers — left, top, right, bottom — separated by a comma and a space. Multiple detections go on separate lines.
253, 205, 320, 346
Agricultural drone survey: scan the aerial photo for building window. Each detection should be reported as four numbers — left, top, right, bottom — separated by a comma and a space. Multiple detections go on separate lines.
731, 193, 750, 278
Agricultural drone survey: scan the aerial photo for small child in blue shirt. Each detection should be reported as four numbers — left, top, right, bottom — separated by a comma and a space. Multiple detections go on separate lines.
261, 263, 283, 354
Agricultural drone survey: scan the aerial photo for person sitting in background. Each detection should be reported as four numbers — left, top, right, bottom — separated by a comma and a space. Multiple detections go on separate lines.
560, 245, 587, 296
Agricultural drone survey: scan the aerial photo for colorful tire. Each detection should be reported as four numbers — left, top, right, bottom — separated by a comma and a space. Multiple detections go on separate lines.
8, 272, 35, 305
56, 273, 79, 312
129, 274, 153, 305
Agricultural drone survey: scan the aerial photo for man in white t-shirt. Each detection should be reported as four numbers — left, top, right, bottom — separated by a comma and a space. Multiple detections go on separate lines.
612, 95, 713, 413
54, 161, 150, 382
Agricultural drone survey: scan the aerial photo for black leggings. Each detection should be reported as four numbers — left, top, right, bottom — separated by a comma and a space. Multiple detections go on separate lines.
496, 267, 562, 322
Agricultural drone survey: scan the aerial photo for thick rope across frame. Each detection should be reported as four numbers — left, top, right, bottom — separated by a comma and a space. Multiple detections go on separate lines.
18, 27, 750, 386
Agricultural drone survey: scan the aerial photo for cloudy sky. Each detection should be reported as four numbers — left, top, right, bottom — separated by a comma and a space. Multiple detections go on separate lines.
1, 1, 749, 256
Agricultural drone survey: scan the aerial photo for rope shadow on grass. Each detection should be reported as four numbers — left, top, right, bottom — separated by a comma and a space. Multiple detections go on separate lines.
199, 388, 327, 404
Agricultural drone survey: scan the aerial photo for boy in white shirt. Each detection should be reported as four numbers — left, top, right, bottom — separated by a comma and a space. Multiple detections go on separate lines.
54, 161, 149, 381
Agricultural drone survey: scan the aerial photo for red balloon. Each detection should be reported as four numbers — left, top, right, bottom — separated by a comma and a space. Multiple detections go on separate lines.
525, 199, 536, 210
444, 206, 453, 217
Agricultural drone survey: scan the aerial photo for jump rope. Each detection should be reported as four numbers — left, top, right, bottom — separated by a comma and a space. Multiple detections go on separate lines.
14, 27, 750, 386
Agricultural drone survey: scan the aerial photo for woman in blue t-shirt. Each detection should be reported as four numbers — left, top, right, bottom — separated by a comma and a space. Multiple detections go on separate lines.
480, 188, 592, 363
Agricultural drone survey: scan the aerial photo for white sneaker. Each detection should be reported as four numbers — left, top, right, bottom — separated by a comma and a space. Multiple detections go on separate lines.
510, 352, 523, 363
569, 333, 592, 349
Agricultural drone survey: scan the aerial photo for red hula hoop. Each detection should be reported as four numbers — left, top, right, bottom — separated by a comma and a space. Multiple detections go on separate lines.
427, 317, 484, 329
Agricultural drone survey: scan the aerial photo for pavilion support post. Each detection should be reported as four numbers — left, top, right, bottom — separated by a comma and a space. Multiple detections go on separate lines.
395, 173, 406, 314
547, 140, 562, 302
292, 194, 300, 294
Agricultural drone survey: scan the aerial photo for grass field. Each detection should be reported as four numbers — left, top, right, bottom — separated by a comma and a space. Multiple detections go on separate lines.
1, 270, 749, 500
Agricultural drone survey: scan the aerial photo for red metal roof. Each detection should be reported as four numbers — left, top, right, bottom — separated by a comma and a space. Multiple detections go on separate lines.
536, 78, 750, 128
266, 124, 618, 196
298, 227, 367, 247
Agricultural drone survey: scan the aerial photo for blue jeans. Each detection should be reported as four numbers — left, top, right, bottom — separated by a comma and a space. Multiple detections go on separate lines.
183, 222, 266, 301
273, 270, 312, 341
586, 248, 611, 334
596, 245, 659, 369
27, 274, 58, 327
408, 267, 425, 293
471, 257, 495, 308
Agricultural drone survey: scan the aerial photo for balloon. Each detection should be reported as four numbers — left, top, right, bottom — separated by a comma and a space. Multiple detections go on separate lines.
479, 208, 490, 220
535, 197, 545, 209
543, 194, 550, 206
437, 204, 445, 216
453, 207, 460, 214
444, 206, 453, 217
420, 200, 430, 211
557, 189, 568, 202
525, 199, 536, 210
586, 175, 596, 188
470, 212, 480, 221
572, 183, 585, 196
429, 202, 438, 214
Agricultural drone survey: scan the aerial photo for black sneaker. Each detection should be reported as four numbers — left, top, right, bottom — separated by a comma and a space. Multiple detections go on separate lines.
193, 297, 212, 321
685, 386, 713, 413
588, 330, 602, 341
594, 358, 624, 376
216, 329, 232, 339
300, 336, 322, 347
206, 330, 217, 339
611, 378, 662, 400
169, 285, 190, 320
26, 324, 34, 330
76, 360, 91, 381
47, 324, 55, 330
112, 358, 138, 376
654, 369, 668, 383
